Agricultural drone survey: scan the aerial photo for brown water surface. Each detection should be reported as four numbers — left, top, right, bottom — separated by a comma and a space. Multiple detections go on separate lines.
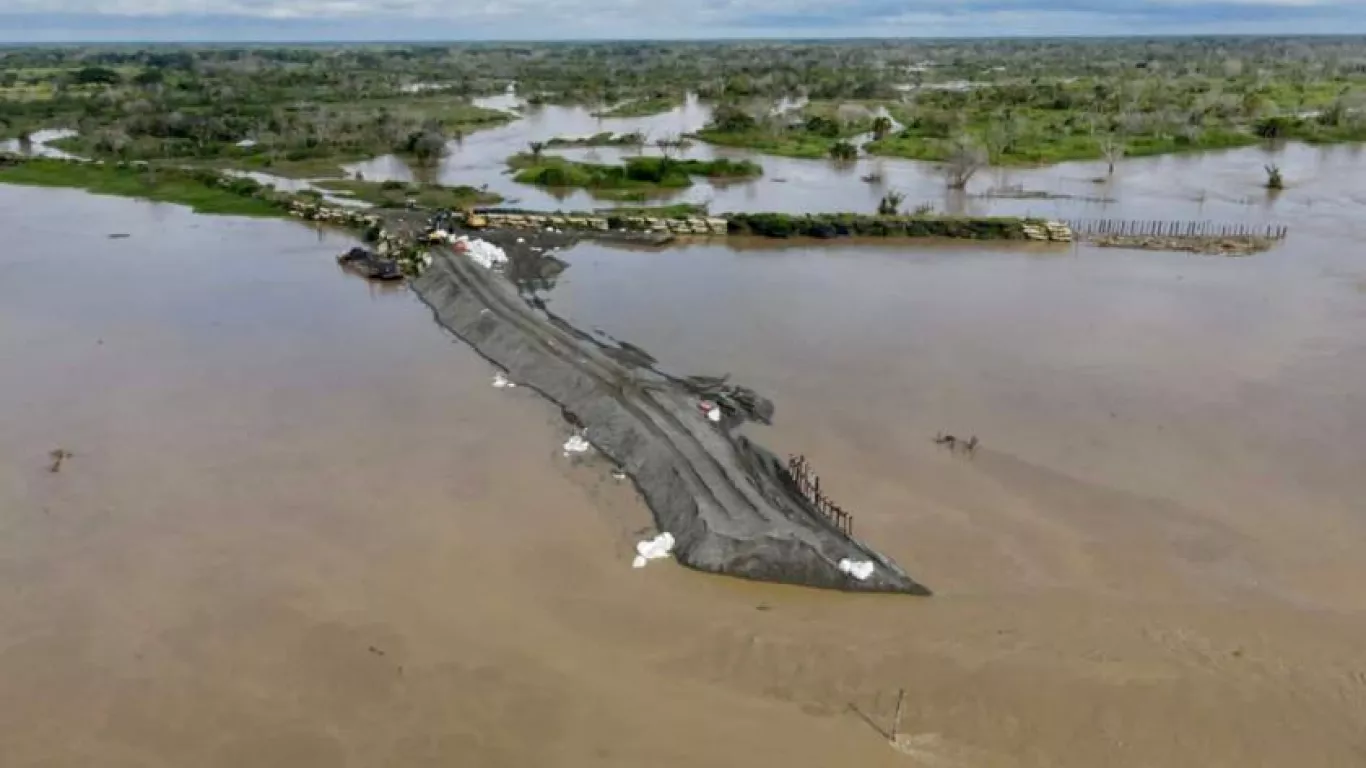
4, 163, 1366, 767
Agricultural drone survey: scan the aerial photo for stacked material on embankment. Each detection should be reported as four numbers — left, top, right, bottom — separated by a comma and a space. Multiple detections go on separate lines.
410, 245, 930, 595
465, 208, 1072, 243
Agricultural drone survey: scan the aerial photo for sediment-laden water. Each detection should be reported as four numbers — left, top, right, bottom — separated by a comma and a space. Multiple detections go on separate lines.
3, 131, 1366, 767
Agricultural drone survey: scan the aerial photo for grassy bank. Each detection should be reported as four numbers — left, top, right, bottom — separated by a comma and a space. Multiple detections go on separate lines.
314, 178, 501, 209
508, 154, 761, 194
690, 130, 836, 159
0, 157, 289, 217
865, 116, 1259, 165
726, 212, 1037, 239
596, 202, 709, 218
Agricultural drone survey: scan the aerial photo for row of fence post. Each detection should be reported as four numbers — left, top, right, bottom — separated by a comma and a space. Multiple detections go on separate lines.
787, 454, 853, 536
1066, 219, 1288, 240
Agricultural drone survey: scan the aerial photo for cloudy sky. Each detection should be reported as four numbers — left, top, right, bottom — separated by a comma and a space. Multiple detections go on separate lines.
2, 0, 1364, 42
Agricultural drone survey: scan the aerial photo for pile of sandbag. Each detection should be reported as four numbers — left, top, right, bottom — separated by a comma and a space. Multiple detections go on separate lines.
453, 235, 508, 269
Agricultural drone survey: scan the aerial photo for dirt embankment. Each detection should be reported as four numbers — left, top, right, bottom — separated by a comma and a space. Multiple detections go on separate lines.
409, 230, 930, 595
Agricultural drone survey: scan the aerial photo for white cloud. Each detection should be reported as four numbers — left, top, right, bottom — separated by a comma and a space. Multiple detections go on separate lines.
1, 0, 1364, 39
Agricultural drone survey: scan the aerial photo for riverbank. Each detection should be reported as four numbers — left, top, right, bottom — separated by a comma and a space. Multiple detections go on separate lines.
0, 156, 291, 217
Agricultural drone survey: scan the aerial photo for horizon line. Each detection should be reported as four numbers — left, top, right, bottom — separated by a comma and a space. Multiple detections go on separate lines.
6, 32, 1366, 46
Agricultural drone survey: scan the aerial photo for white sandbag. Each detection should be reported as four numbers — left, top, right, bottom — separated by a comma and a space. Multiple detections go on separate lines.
838, 558, 876, 581
562, 434, 591, 455
492, 371, 516, 389
455, 235, 508, 269
632, 532, 676, 568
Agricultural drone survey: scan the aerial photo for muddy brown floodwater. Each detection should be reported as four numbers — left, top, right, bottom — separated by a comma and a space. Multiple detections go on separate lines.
4, 149, 1366, 767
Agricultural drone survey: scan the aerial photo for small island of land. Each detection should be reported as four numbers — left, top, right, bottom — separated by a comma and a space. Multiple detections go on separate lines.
507, 153, 762, 200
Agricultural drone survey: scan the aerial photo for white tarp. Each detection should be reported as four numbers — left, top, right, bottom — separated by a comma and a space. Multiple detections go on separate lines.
632, 532, 676, 568
838, 558, 876, 581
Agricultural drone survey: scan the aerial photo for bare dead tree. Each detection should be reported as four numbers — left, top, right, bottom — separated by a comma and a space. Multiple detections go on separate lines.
941, 136, 986, 190
1098, 132, 1125, 175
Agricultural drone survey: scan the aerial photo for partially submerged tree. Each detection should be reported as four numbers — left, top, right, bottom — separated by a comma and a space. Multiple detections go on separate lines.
941, 136, 987, 190
877, 190, 905, 216
527, 141, 546, 162
655, 136, 679, 160
1098, 132, 1125, 175
1264, 163, 1284, 190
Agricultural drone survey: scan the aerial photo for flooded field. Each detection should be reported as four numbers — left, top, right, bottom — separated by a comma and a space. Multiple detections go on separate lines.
341, 92, 1366, 229
4, 137, 1366, 766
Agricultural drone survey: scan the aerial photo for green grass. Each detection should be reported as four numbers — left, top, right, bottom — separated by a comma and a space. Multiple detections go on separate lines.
507, 153, 760, 192
314, 178, 501, 209
0, 83, 56, 101
592, 96, 682, 118
220, 154, 354, 179
0, 158, 288, 217
544, 131, 645, 148
866, 124, 1260, 165
726, 211, 1037, 239
692, 100, 882, 159
795, 101, 878, 138
50, 136, 363, 179
596, 202, 709, 217
690, 130, 837, 159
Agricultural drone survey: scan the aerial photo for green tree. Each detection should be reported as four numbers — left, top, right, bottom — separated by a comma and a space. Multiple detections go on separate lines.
871, 115, 894, 141
708, 103, 758, 133
73, 66, 122, 85
877, 190, 904, 216
828, 140, 858, 161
